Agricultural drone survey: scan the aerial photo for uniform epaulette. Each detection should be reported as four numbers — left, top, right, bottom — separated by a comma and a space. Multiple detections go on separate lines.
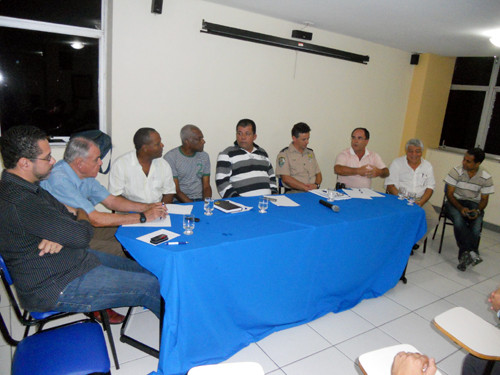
307, 147, 314, 151
279, 146, 288, 152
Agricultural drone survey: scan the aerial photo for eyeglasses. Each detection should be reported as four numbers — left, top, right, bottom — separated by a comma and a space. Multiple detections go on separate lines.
31, 154, 53, 162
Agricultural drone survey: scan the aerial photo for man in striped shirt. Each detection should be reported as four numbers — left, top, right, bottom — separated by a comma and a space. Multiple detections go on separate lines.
216, 119, 277, 198
444, 148, 494, 271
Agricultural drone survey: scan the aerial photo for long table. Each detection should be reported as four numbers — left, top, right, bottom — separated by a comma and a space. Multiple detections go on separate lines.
115, 192, 426, 375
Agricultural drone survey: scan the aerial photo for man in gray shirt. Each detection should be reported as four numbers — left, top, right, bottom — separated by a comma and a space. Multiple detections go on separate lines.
164, 125, 212, 202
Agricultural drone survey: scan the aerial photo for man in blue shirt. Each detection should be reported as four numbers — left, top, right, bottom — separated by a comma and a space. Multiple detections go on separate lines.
42, 136, 166, 257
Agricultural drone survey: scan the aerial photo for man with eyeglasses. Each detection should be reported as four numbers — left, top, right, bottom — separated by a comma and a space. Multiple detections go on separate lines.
0, 126, 161, 321
334, 127, 389, 188
163, 124, 212, 202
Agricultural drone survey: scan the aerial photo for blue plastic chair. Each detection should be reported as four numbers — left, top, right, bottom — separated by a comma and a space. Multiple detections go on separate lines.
0, 296, 111, 375
0, 252, 119, 368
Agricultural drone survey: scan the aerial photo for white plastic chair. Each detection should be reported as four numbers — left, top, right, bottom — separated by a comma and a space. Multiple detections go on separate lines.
358, 343, 442, 375
188, 362, 265, 375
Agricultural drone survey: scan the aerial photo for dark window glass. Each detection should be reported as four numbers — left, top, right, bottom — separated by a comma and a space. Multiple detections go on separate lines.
452, 57, 494, 86
484, 92, 500, 155
497, 71, 500, 87
0, 27, 99, 136
440, 90, 485, 150
0, 0, 101, 29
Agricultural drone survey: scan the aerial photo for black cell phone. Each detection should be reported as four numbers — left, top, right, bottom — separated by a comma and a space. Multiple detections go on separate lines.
150, 234, 168, 245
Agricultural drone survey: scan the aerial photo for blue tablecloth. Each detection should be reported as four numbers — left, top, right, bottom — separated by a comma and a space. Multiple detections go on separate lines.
115, 192, 426, 375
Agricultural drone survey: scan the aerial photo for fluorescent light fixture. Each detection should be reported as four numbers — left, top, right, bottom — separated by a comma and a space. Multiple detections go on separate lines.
490, 36, 500, 47
71, 41, 84, 50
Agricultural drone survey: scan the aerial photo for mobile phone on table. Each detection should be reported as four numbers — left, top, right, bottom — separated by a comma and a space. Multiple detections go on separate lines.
150, 234, 168, 245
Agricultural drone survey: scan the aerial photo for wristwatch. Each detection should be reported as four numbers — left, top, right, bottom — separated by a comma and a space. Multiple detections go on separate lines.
139, 213, 147, 223
315, 183, 320, 189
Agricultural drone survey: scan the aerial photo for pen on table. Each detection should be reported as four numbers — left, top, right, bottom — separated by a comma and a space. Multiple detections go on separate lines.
164, 242, 189, 245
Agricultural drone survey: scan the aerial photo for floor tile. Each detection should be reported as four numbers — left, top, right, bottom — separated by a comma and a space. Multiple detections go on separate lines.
335, 328, 400, 362
257, 324, 331, 367
351, 295, 410, 327
437, 348, 468, 375
308, 310, 374, 345
0, 344, 12, 374
378, 312, 459, 362
384, 282, 441, 310
414, 299, 458, 322
407, 269, 465, 298
224, 343, 278, 373
281, 346, 358, 375
444, 288, 495, 323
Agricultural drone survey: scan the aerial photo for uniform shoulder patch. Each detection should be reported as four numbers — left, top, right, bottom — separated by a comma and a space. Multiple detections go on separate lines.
278, 156, 286, 167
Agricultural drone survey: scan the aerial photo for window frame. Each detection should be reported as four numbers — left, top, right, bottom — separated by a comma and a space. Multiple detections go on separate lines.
440, 57, 500, 161
0, 0, 108, 141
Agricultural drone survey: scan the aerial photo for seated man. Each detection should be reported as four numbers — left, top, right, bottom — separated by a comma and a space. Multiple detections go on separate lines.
164, 124, 212, 202
41, 136, 166, 258
275, 122, 322, 193
216, 119, 277, 198
109, 127, 175, 203
334, 127, 389, 188
385, 139, 438, 248
0, 126, 161, 319
444, 148, 494, 271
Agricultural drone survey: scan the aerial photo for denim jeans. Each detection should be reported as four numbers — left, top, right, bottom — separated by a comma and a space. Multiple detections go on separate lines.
462, 354, 500, 375
54, 250, 161, 318
445, 199, 483, 260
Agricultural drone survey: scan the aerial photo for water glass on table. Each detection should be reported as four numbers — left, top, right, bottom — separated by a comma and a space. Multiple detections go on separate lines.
183, 214, 195, 235
398, 187, 406, 200
204, 197, 214, 216
258, 197, 269, 213
327, 188, 336, 202
407, 191, 416, 206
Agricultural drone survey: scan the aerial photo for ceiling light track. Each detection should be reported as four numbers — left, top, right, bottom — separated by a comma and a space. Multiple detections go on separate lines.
201, 20, 369, 65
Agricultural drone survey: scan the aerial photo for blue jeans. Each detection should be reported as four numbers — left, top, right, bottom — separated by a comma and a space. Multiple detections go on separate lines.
54, 250, 161, 318
445, 200, 483, 260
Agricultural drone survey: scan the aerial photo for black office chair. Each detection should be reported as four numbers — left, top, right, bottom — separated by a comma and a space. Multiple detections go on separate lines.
0, 295, 111, 375
432, 185, 483, 255
0, 252, 120, 369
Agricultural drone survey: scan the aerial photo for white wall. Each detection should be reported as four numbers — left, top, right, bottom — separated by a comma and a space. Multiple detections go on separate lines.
109, 0, 414, 194
427, 148, 500, 227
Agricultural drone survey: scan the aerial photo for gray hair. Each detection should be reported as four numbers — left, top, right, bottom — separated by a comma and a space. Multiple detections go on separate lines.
64, 137, 98, 163
405, 138, 424, 151
180, 124, 199, 143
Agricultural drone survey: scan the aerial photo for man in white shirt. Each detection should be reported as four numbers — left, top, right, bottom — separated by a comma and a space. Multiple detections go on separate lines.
109, 128, 175, 204
385, 139, 438, 248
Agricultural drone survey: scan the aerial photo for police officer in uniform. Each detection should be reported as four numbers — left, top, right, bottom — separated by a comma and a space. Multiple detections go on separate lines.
276, 122, 322, 193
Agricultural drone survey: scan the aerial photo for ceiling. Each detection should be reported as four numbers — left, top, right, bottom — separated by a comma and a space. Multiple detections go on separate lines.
202, 0, 500, 57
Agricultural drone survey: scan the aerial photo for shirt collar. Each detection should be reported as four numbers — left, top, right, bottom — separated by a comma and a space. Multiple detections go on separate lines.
1, 170, 41, 193
349, 147, 370, 157
58, 160, 87, 188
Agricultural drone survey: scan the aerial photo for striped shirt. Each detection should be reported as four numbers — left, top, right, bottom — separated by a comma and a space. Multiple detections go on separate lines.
444, 165, 494, 202
216, 142, 278, 198
0, 171, 100, 311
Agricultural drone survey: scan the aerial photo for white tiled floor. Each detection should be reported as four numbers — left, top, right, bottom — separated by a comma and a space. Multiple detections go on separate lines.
2, 228, 500, 375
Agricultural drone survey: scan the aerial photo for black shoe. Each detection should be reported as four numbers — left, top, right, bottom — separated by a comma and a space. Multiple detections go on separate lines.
470, 251, 483, 266
457, 252, 473, 272
412, 244, 420, 250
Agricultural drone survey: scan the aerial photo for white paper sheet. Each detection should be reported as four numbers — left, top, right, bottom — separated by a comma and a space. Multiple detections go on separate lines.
166, 204, 193, 215
136, 229, 180, 246
123, 215, 171, 227
343, 188, 384, 199
309, 189, 351, 200
264, 195, 300, 207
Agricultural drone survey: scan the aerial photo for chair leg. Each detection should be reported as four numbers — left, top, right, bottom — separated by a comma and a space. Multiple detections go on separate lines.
432, 218, 441, 240
438, 219, 447, 254
423, 237, 427, 254
120, 307, 159, 358
100, 309, 120, 369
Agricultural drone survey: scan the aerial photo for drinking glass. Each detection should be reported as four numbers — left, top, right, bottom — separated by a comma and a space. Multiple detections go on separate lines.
407, 191, 416, 206
258, 197, 269, 213
398, 186, 406, 200
327, 188, 336, 202
204, 197, 214, 216
183, 214, 195, 235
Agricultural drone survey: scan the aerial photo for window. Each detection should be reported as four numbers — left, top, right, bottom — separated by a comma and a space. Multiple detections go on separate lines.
440, 57, 500, 157
0, 0, 106, 140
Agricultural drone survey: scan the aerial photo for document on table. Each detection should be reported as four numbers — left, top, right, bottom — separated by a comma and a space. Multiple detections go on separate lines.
123, 215, 172, 227
264, 195, 300, 207
343, 188, 385, 199
309, 189, 351, 200
166, 204, 193, 215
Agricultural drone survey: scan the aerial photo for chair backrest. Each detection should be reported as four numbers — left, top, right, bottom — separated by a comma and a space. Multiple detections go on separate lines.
188, 362, 265, 375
